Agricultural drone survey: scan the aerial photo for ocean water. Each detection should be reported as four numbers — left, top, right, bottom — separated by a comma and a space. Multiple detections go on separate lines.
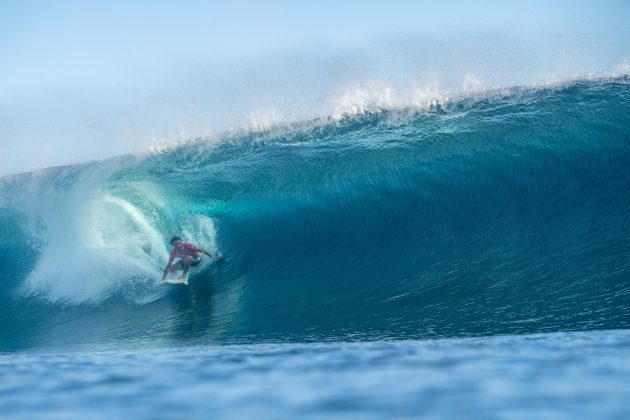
2, 330, 630, 419
1, 78, 630, 417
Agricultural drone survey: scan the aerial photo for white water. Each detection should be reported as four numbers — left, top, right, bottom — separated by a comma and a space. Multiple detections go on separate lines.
12, 165, 218, 303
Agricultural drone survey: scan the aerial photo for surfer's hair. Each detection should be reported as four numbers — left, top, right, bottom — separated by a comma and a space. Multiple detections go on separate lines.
170, 236, 182, 244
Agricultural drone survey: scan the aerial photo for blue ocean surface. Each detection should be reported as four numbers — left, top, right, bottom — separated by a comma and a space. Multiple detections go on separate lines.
2, 330, 630, 419
1, 78, 630, 417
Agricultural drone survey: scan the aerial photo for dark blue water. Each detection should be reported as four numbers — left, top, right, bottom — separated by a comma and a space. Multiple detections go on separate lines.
1, 78, 629, 417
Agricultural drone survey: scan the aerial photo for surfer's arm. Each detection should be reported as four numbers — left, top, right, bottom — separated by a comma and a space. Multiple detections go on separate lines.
199, 248, 221, 260
162, 249, 176, 280
162, 253, 175, 279
162, 263, 172, 280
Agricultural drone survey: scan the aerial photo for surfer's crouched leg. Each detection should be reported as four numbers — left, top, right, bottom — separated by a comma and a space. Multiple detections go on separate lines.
191, 255, 202, 267
172, 260, 185, 272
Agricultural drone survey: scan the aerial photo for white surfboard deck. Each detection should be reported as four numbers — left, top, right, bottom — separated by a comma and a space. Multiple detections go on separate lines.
164, 272, 189, 285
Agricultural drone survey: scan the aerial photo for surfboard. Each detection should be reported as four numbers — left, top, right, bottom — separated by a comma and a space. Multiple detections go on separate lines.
164, 271, 189, 286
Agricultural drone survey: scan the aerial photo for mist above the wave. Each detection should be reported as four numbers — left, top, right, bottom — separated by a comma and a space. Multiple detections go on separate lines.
1, 0, 629, 175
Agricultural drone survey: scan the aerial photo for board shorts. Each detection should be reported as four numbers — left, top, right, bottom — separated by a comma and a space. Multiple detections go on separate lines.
176, 255, 202, 267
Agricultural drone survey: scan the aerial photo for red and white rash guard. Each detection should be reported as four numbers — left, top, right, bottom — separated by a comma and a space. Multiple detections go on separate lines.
168, 243, 199, 264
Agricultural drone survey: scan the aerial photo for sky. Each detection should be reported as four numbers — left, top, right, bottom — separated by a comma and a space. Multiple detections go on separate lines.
1, 0, 629, 175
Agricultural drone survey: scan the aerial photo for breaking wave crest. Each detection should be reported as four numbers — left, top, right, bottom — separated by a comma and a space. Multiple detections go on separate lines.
1, 78, 629, 350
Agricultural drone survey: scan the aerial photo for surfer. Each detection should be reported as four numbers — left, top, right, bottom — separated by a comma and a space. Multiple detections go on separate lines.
162, 236, 221, 281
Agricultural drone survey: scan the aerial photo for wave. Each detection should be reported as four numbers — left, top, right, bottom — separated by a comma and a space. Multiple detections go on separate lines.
1, 78, 629, 350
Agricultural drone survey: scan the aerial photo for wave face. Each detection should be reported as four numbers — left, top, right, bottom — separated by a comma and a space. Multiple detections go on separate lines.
1, 79, 630, 350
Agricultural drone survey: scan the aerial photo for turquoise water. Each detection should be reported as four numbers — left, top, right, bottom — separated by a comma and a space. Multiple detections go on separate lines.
1, 78, 629, 417
2, 330, 630, 419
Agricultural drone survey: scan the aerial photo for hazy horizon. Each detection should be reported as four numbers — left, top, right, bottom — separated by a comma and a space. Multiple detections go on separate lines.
2, 0, 629, 175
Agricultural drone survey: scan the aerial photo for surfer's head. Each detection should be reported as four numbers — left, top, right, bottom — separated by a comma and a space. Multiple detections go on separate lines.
170, 236, 182, 248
